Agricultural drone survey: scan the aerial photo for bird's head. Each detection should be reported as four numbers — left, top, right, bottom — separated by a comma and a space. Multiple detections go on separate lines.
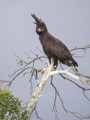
31, 14, 48, 35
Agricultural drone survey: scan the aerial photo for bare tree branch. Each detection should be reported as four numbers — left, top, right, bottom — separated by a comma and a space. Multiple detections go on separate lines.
23, 64, 90, 119
70, 44, 90, 52
50, 67, 90, 86
24, 63, 52, 119
1, 44, 90, 120
51, 78, 90, 119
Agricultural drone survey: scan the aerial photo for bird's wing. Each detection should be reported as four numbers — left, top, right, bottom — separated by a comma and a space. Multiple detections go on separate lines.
43, 34, 72, 60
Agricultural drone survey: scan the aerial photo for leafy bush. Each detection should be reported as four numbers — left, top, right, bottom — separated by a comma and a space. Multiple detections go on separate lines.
0, 88, 27, 120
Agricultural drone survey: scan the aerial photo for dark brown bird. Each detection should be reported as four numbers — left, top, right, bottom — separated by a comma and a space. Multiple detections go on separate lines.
31, 14, 78, 70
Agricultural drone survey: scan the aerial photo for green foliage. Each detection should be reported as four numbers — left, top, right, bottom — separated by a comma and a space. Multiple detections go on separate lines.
0, 87, 27, 120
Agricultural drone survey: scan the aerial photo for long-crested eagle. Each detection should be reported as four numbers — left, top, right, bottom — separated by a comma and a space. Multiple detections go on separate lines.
31, 14, 78, 70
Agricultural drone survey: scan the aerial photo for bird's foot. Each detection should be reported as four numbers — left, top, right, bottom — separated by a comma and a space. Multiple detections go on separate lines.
52, 68, 56, 71
41, 68, 48, 74
41, 67, 55, 74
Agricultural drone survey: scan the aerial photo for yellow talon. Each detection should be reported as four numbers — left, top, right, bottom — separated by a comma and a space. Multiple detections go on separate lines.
41, 68, 49, 74
41, 67, 55, 74
41, 69, 47, 74
52, 68, 55, 71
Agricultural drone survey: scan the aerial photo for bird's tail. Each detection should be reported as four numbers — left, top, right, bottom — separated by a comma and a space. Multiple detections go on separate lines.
65, 58, 78, 71
71, 58, 78, 71
71, 58, 78, 67
61, 58, 78, 68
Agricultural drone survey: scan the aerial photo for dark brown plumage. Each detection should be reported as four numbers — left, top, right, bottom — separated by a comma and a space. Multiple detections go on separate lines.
31, 14, 78, 69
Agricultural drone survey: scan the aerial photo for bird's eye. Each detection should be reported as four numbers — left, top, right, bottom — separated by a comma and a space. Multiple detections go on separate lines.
41, 28, 44, 31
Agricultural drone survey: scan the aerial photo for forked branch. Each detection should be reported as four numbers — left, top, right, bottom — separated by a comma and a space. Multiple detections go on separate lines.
24, 64, 90, 119
1, 45, 90, 120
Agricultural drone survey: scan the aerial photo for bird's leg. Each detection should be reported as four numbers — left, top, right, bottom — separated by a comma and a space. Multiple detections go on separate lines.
51, 58, 55, 71
41, 58, 55, 74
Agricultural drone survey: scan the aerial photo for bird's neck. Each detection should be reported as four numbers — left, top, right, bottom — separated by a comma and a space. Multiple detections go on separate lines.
39, 31, 48, 44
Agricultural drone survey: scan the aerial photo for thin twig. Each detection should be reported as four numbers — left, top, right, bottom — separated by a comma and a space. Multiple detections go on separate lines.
51, 78, 90, 119
70, 44, 90, 52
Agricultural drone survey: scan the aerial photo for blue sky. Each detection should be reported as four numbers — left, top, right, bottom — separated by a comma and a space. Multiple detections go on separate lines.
0, 0, 90, 120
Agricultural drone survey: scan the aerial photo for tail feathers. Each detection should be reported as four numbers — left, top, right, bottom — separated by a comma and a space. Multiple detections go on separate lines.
59, 58, 78, 71
71, 58, 78, 67
70, 59, 78, 71
63, 59, 78, 67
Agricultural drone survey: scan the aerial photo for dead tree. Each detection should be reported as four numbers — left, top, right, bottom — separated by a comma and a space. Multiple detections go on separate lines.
1, 45, 90, 120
